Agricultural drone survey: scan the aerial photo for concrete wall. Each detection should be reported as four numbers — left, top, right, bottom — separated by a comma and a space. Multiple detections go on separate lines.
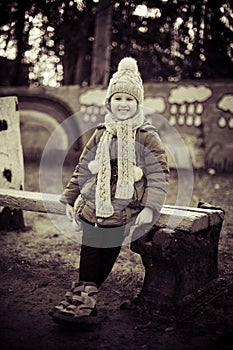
0, 80, 232, 171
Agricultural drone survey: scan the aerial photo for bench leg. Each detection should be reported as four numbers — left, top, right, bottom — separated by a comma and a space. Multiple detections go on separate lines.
0, 207, 25, 231
131, 224, 222, 309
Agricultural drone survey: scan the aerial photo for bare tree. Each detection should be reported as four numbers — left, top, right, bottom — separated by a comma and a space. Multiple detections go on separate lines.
90, 0, 113, 86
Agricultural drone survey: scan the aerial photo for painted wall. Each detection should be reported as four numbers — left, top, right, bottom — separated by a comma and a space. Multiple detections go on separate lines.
0, 80, 232, 171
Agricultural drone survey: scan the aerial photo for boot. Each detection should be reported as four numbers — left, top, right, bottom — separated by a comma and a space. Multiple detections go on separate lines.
51, 281, 98, 324
48, 281, 77, 316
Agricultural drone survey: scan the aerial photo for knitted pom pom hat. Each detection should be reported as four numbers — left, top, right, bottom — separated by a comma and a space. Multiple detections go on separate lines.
106, 57, 144, 105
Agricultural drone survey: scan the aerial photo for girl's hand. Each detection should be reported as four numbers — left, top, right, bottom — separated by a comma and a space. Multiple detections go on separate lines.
66, 203, 74, 221
135, 207, 154, 226
72, 218, 83, 233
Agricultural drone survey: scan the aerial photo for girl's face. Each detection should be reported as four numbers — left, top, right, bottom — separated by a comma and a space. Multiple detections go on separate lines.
110, 92, 138, 120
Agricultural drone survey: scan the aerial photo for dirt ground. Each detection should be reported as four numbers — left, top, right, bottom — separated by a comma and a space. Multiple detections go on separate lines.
0, 162, 233, 350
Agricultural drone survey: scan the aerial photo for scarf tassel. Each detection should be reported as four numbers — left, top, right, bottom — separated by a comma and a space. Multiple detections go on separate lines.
88, 159, 100, 174
133, 165, 143, 182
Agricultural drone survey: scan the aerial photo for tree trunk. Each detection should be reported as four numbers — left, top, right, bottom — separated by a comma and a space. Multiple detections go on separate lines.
0, 96, 25, 230
62, 1, 94, 85
62, 46, 77, 85
11, 3, 29, 86
73, 38, 90, 85
90, 0, 113, 87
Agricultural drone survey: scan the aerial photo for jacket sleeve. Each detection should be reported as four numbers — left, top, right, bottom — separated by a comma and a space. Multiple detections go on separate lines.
60, 128, 103, 206
140, 129, 170, 213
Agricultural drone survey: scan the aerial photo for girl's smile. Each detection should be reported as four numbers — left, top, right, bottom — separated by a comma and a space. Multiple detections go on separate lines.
110, 92, 138, 120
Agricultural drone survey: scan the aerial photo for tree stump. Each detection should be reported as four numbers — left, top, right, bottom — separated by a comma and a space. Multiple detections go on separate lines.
130, 203, 225, 309
0, 96, 25, 230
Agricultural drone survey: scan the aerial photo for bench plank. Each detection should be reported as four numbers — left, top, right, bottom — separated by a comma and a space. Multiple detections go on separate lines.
0, 188, 65, 215
163, 205, 224, 228
159, 207, 210, 232
0, 188, 223, 233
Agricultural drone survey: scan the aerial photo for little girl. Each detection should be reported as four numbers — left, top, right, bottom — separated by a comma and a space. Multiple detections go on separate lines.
50, 57, 169, 324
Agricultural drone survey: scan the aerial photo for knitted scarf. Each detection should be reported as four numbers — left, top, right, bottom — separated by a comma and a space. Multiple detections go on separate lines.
88, 111, 145, 218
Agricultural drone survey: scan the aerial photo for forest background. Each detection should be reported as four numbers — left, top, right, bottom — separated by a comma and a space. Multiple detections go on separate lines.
0, 0, 232, 89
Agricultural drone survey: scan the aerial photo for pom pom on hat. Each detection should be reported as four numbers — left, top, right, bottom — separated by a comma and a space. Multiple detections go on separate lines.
118, 57, 139, 73
106, 57, 144, 105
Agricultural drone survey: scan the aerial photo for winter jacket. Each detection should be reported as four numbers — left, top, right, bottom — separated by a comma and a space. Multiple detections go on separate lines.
60, 121, 169, 227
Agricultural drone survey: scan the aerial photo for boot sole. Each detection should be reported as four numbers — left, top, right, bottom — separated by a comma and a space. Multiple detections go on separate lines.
51, 310, 99, 325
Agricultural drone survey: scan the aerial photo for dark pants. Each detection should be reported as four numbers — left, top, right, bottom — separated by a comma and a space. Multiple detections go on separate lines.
79, 221, 125, 288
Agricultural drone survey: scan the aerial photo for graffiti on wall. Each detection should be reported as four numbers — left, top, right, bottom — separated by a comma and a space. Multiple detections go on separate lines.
217, 94, 233, 129
204, 93, 233, 171
166, 85, 212, 169
143, 85, 213, 168
167, 85, 212, 127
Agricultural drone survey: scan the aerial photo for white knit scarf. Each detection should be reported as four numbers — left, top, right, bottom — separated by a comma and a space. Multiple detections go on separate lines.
88, 111, 145, 218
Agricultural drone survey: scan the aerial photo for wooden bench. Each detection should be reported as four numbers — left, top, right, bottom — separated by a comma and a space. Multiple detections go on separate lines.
0, 188, 225, 308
